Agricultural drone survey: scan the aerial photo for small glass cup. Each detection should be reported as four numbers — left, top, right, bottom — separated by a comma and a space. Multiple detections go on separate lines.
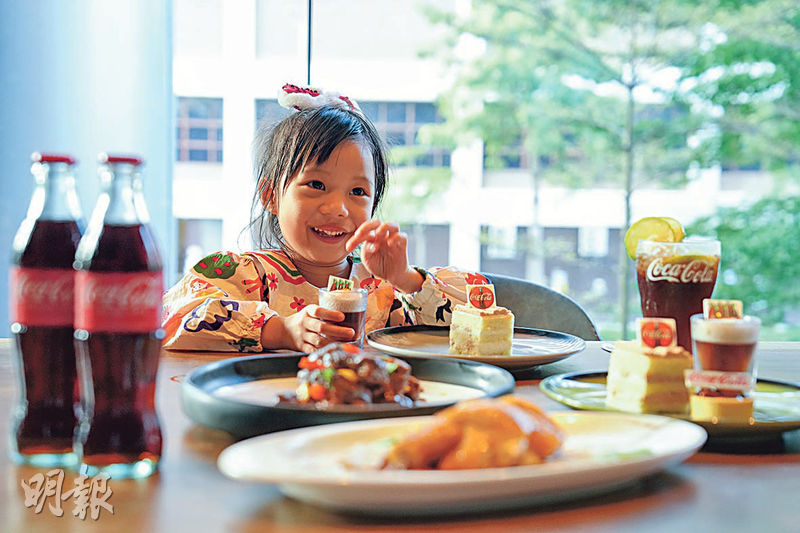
689, 313, 761, 398
317, 287, 368, 347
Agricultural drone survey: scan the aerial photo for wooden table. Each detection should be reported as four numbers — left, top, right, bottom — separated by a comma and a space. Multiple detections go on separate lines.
1, 338, 799, 532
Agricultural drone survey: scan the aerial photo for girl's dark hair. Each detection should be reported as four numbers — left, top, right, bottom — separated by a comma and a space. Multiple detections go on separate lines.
248, 105, 388, 250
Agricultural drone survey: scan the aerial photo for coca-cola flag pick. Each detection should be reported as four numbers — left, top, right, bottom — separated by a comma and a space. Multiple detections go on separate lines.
466, 284, 496, 310
703, 298, 743, 319
327, 276, 353, 291
636, 317, 678, 348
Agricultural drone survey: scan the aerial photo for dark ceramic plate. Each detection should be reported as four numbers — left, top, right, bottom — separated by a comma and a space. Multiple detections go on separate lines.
540, 371, 800, 438
181, 353, 515, 438
367, 325, 585, 371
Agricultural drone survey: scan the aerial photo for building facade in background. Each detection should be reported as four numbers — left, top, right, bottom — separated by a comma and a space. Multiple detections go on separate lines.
172, 0, 769, 331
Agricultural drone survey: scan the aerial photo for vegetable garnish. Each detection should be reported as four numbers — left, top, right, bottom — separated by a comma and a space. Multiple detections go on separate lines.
341, 343, 360, 354
321, 367, 336, 387
307, 384, 327, 401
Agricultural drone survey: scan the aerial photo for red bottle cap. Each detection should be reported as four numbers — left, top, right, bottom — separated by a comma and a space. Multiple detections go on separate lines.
98, 153, 144, 166
31, 152, 76, 165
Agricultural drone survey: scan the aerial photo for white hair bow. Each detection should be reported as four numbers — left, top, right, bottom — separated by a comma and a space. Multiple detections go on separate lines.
278, 83, 361, 112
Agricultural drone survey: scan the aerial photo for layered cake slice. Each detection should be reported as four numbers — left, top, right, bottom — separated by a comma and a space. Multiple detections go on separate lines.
449, 304, 515, 356
605, 341, 693, 414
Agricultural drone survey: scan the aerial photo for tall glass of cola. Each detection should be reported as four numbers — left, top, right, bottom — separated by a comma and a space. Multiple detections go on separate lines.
9, 153, 84, 467
636, 239, 720, 351
73, 154, 164, 479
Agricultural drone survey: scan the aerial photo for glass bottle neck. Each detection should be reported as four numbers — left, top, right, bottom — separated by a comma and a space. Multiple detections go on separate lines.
27, 162, 83, 222
94, 163, 151, 225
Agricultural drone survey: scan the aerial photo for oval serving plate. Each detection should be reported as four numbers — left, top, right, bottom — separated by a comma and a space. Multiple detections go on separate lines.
181, 353, 515, 438
367, 325, 585, 371
540, 371, 800, 438
217, 411, 707, 516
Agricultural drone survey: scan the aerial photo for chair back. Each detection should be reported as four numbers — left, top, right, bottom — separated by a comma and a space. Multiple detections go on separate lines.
482, 272, 601, 341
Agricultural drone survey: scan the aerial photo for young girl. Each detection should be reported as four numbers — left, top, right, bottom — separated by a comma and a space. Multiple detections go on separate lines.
162, 84, 488, 353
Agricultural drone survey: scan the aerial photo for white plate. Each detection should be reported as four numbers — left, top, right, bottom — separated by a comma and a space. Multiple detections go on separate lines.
367, 325, 586, 371
217, 411, 707, 515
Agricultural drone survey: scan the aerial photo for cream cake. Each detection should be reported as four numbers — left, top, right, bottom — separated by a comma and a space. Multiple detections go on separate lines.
449, 304, 514, 356
606, 341, 693, 414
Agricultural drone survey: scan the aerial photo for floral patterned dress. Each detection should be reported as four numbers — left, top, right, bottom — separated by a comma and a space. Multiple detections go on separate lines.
161, 249, 489, 352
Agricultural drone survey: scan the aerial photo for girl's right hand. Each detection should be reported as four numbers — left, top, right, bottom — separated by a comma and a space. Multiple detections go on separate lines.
263, 305, 356, 353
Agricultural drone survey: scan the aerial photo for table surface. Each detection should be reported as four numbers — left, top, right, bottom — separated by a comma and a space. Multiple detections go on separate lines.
1, 338, 799, 532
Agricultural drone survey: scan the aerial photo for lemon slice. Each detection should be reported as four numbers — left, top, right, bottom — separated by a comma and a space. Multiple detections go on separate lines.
624, 217, 676, 260
660, 216, 685, 242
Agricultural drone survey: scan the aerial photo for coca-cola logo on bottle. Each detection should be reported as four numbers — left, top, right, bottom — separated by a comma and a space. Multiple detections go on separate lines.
10, 267, 74, 326
14, 268, 74, 307
646, 258, 716, 283
82, 275, 162, 310
75, 271, 163, 332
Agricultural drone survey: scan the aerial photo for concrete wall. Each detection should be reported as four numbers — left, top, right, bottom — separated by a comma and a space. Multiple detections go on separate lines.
0, 0, 174, 329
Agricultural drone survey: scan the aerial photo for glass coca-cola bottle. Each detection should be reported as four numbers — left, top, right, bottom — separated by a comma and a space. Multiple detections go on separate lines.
9, 152, 84, 467
74, 154, 164, 479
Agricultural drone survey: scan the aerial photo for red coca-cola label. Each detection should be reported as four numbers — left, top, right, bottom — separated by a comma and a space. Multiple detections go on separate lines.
646, 258, 716, 283
75, 271, 163, 332
684, 370, 755, 392
9, 267, 74, 327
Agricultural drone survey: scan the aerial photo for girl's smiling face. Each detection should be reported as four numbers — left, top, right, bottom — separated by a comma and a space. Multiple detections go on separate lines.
271, 140, 376, 268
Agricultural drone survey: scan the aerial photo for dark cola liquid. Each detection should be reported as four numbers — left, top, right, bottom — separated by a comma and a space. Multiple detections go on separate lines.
77, 331, 163, 465
340, 310, 367, 345
11, 220, 82, 462
636, 254, 719, 351
696, 340, 756, 373
74, 224, 163, 469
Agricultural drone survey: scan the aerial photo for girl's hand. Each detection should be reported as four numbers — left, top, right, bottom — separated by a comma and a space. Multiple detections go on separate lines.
346, 220, 424, 293
261, 306, 356, 353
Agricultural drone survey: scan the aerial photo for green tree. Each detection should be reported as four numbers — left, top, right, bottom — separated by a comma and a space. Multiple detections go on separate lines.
687, 196, 800, 325
680, 0, 800, 184
423, 0, 715, 337
378, 146, 453, 224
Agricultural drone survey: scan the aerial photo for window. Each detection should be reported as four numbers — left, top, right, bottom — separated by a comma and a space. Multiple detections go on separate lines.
480, 225, 527, 279
176, 97, 223, 162
177, 218, 223, 274
255, 99, 291, 131
255, 99, 450, 168
361, 102, 450, 167
485, 226, 518, 259
578, 227, 609, 258
170, 1, 800, 342
401, 224, 450, 267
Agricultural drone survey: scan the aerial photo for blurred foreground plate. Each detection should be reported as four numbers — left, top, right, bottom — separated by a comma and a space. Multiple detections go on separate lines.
217, 411, 706, 516
367, 325, 585, 371
540, 371, 800, 439
181, 353, 514, 438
